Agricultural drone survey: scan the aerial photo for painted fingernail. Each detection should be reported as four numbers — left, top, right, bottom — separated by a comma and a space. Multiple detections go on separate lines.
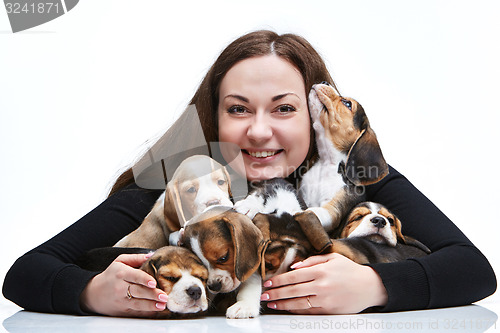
148, 281, 156, 288
156, 302, 166, 310
260, 293, 269, 301
158, 294, 168, 302
267, 302, 277, 309
290, 261, 303, 269
263, 280, 272, 288
145, 252, 154, 259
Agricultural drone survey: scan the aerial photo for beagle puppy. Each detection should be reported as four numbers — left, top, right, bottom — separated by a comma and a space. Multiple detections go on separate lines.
298, 82, 389, 233
76, 246, 209, 318
178, 206, 267, 319
329, 201, 431, 264
234, 177, 306, 219
115, 155, 233, 248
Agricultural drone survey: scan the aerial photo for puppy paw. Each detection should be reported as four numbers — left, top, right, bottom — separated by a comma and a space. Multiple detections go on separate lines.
233, 196, 264, 220
225, 301, 260, 319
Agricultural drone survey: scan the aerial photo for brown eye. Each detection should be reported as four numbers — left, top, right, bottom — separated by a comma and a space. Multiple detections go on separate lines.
228, 105, 247, 114
216, 251, 229, 264
388, 217, 395, 226
341, 99, 352, 110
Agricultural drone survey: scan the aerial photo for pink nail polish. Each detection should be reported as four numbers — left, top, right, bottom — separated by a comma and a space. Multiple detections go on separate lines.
290, 261, 303, 269
148, 281, 156, 288
156, 302, 166, 310
260, 293, 269, 301
145, 252, 154, 259
268, 302, 277, 309
158, 294, 168, 302
263, 280, 272, 288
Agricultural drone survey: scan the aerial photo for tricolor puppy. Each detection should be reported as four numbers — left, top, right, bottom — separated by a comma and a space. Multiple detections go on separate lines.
179, 206, 266, 319
238, 178, 331, 279
328, 202, 431, 264
298, 82, 389, 233
76, 246, 209, 318
116, 155, 233, 248
142, 246, 209, 318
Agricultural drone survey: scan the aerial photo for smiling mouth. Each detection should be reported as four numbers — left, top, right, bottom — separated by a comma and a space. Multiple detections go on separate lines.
243, 149, 283, 158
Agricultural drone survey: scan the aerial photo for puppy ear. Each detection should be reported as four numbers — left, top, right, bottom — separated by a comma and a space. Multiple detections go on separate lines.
344, 128, 389, 186
252, 213, 272, 279
222, 214, 265, 282
293, 211, 332, 254
222, 166, 233, 200
401, 235, 432, 254
141, 257, 159, 278
164, 181, 184, 231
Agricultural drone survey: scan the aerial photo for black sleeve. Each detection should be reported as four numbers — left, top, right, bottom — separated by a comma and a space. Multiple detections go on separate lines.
2, 183, 163, 315
365, 165, 496, 312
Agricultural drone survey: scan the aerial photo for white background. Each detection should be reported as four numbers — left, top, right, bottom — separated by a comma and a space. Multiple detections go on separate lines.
1, 0, 499, 319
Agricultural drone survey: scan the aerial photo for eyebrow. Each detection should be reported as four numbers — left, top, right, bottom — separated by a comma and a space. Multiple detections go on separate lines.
223, 93, 300, 103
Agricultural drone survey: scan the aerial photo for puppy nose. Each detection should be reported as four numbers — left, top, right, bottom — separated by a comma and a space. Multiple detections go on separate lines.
371, 216, 386, 228
206, 199, 221, 207
320, 81, 330, 86
208, 281, 222, 293
186, 286, 202, 300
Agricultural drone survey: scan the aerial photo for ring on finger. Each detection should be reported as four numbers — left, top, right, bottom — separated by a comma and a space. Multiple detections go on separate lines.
126, 285, 133, 300
306, 295, 312, 309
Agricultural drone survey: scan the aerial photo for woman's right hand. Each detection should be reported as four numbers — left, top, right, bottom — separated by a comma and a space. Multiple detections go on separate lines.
80, 253, 169, 317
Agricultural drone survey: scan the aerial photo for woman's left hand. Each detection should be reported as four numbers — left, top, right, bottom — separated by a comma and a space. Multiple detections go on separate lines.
260, 253, 388, 314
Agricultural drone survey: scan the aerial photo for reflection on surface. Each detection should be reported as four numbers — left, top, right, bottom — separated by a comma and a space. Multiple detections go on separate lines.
3, 305, 497, 333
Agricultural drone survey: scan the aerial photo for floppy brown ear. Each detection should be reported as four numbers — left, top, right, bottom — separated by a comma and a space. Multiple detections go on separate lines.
252, 213, 272, 279
141, 257, 159, 278
164, 181, 184, 231
344, 128, 389, 186
222, 214, 265, 282
401, 235, 432, 254
293, 211, 332, 254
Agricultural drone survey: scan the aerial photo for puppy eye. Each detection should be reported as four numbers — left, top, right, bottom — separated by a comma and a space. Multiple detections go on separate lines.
388, 217, 395, 226
350, 214, 364, 222
164, 276, 180, 283
341, 99, 352, 110
217, 179, 226, 186
216, 251, 229, 264
186, 186, 197, 194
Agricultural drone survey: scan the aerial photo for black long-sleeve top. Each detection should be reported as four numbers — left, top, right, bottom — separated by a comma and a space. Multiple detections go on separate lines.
2, 165, 496, 314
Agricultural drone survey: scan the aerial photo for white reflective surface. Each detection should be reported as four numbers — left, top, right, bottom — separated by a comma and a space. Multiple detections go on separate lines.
1, 300, 498, 333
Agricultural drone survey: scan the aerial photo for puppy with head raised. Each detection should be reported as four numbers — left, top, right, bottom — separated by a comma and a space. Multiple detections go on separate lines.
298, 82, 389, 233
115, 155, 233, 248
179, 206, 266, 319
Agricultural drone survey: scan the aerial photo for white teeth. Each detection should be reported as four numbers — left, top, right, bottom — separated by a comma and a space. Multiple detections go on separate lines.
248, 151, 278, 158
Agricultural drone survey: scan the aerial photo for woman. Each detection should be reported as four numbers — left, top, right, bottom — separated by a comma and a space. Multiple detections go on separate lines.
3, 30, 496, 317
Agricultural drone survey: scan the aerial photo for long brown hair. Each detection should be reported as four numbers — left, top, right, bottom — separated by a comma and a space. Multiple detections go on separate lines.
109, 30, 336, 196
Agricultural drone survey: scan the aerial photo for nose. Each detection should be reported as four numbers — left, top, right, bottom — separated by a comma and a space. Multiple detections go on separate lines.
186, 286, 202, 300
371, 216, 386, 228
208, 281, 222, 293
247, 113, 273, 143
205, 199, 221, 207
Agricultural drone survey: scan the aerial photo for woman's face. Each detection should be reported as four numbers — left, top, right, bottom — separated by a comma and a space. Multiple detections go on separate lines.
218, 55, 310, 181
